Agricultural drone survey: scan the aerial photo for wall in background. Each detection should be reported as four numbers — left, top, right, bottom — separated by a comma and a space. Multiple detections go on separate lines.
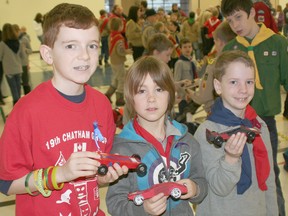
4, 0, 286, 52
0, 0, 225, 51
0, 0, 105, 51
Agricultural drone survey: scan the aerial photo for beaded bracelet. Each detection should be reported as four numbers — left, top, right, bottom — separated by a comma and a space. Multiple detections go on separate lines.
51, 166, 64, 190
24, 171, 40, 196
35, 168, 52, 197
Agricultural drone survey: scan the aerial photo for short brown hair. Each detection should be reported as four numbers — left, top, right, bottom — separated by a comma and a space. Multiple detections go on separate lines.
2, 23, 18, 41
179, 37, 191, 48
42, 3, 98, 48
212, 21, 236, 44
124, 56, 175, 119
214, 50, 255, 81
147, 33, 173, 55
109, 17, 123, 31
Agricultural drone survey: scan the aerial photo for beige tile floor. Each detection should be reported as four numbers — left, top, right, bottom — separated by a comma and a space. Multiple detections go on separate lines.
0, 53, 287, 215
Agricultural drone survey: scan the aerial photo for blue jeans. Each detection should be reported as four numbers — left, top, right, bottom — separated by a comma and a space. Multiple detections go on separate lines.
260, 116, 286, 216
100, 36, 109, 62
6, 74, 21, 105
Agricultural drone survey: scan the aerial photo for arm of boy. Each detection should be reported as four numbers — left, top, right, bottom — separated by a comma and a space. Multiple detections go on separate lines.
7, 151, 102, 195
143, 193, 168, 216
56, 151, 128, 185
7, 151, 128, 195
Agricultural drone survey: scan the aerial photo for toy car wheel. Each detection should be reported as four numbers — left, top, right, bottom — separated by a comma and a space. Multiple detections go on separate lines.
133, 195, 144, 206
98, 165, 108, 176
213, 136, 224, 148
131, 154, 141, 161
170, 188, 181, 199
136, 163, 147, 177
246, 131, 256, 143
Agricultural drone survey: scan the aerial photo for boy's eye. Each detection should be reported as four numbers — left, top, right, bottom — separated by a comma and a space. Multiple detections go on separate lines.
137, 89, 145, 94
89, 43, 98, 49
247, 80, 254, 85
156, 87, 163, 92
65, 44, 76, 49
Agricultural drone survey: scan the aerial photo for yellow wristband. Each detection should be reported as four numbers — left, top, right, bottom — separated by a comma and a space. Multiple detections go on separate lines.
51, 166, 64, 190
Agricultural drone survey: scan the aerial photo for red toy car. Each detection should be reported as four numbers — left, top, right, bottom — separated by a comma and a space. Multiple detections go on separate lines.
206, 125, 261, 148
96, 153, 147, 177
127, 182, 188, 206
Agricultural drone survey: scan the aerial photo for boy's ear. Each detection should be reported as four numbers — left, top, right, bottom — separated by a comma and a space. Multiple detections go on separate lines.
39, 45, 53, 65
152, 50, 159, 56
249, 7, 256, 18
213, 78, 222, 95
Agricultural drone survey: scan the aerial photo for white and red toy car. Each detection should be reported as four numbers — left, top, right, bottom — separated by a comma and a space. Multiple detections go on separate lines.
127, 182, 188, 206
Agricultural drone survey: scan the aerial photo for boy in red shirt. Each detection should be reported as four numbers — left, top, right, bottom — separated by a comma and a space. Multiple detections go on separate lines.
0, 3, 128, 216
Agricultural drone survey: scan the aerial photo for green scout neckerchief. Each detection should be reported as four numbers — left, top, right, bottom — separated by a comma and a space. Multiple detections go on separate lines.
236, 24, 275, 90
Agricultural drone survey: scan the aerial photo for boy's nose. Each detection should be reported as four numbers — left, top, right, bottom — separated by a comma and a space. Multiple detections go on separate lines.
79, 48, 89, 60
239, 83, 248, 92
147, 94, 156, 102
231, 21, 238, 31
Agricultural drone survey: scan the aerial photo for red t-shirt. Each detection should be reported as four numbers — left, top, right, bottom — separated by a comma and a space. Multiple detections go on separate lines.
0, 80, 115, 216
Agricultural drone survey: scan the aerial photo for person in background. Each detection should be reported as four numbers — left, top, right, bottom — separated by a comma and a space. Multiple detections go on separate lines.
105, 17, 132, 106
142, 8, 158, 53
174, 37, 200, 123
283, 3, 288, 37
139, 0, 148, 18
221, 0, 288, 215
14, 25, 32, 95
110, 4, 127, 38
197, 10, 212, 60
194, 50, 278, 216
275, 5, 284, 33
154, 21, 167, 34
157, 7, 168, 25
0, 3, 128, 216
33, 12, 43, 44
167, 20, 182, 71
202, 6, 221, 56
169, 3, 187, 22
126, 5, 144, 61
186, 21, 236, 114
0, 23, 24, 105
98, 9, 110, 66
253, 0, 278, 33
147, 33, 174, 64
181, 11, 201, 61
106, 56, 208, 216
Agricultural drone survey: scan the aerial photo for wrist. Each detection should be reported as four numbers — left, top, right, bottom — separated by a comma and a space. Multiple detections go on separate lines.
224, 150, 241, 164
